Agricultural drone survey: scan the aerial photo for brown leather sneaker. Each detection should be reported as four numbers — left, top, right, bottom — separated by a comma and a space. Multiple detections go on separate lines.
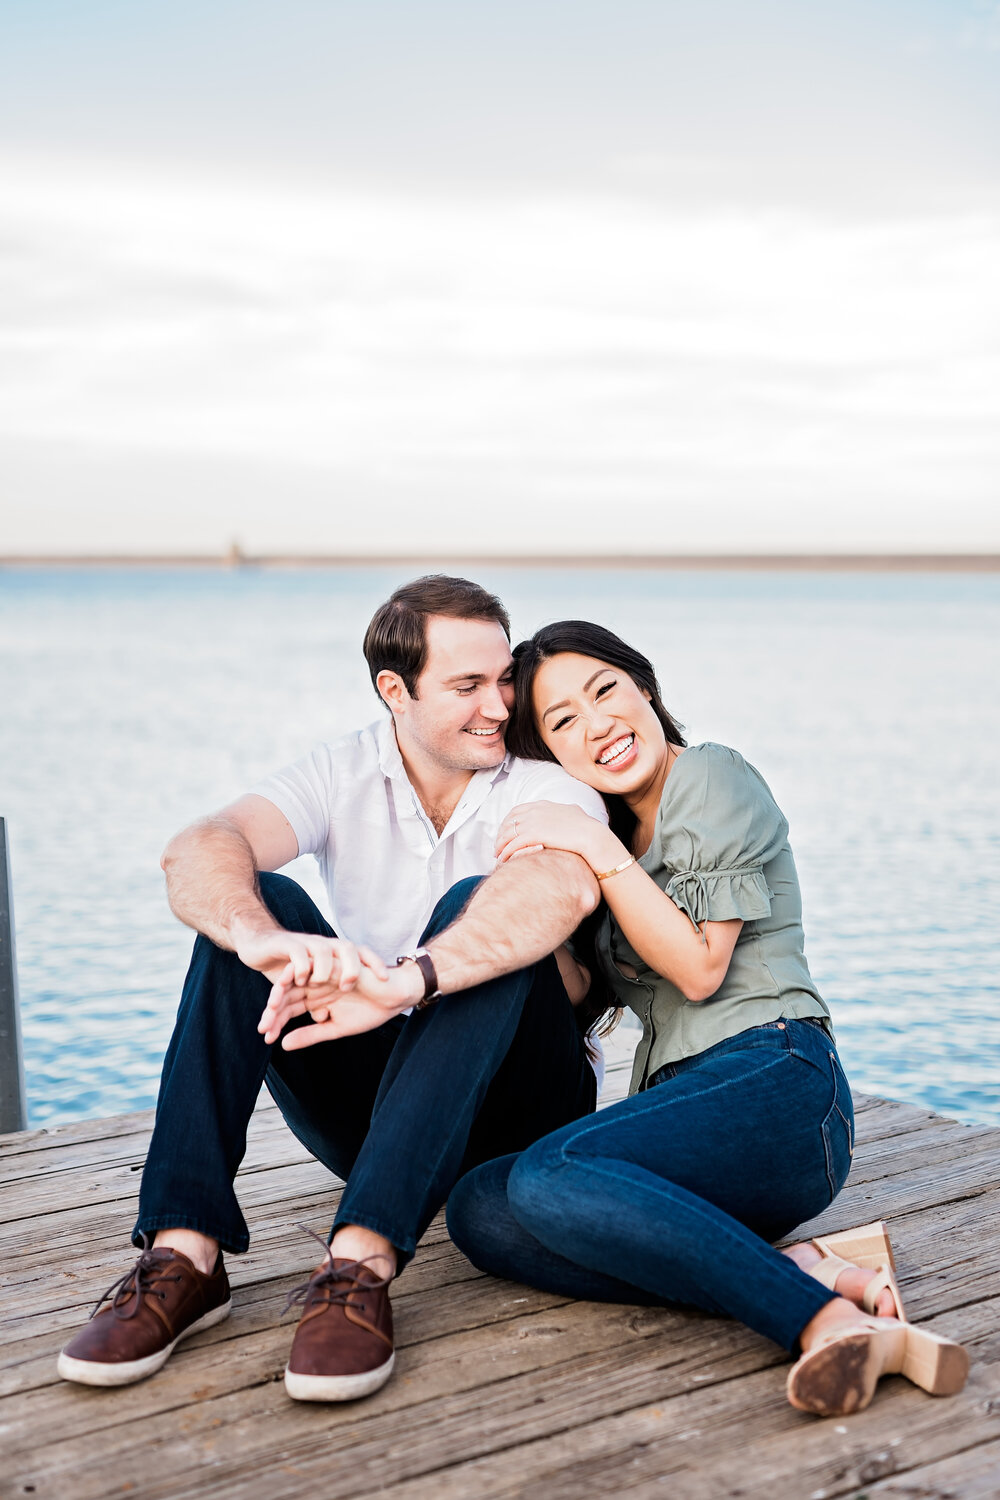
284, 1254, 394, 1401
58, 1240, 232, 1387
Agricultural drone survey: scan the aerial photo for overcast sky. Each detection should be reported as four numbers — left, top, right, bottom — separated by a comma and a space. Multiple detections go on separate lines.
2, 0, 999, 556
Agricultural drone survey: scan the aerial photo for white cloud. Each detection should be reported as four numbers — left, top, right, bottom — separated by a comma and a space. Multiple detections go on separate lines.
1, 154, 998, 554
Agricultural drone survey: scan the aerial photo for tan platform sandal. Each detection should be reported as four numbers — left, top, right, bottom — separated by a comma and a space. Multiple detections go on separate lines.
787, 1316, 969, 1417
807, 1243, 906, 1321
806, 1219, 905, 1319
811, 1219, 896, 1272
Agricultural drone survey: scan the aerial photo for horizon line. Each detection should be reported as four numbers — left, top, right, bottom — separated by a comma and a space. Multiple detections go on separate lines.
2, 551, 999, 573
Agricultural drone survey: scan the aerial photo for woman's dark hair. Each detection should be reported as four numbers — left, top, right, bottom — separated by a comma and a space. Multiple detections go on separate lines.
508, 620, 686, 843
508, 620, 687, 1043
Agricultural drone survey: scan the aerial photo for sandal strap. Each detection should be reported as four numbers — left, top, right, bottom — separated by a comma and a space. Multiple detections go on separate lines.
861, 1263, 906, 1320
805, 1248, 855, 1293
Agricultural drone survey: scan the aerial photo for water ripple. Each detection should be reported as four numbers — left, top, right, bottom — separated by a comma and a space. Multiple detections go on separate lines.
2, 565, 998, 1128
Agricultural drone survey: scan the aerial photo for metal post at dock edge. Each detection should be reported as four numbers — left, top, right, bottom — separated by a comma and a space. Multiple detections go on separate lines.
0, 817, 28, 1132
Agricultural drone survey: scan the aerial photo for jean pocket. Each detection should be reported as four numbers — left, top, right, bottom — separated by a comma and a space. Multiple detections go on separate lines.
819, 1049, 854, 1202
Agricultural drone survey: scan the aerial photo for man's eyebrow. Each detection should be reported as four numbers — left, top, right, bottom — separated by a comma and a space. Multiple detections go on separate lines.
542, 668, 613, 721
440, 668, 513, 685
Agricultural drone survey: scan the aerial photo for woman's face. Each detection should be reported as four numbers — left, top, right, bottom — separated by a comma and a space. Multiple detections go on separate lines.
531, 652, 669, 802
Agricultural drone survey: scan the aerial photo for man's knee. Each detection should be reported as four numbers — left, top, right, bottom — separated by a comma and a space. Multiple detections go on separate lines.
420, 876, 485, 942
257, 872, 331, 934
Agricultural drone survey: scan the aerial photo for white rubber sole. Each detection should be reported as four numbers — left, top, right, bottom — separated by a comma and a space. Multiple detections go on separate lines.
57, 1298, 233, 1387
284, 1350, 395, 1402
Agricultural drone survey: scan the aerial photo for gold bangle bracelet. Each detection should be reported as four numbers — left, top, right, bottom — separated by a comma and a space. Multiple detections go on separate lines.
595, 855, 636, 882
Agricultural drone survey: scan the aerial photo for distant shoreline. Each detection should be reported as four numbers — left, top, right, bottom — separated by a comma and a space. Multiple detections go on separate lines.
2, 552, 999, 572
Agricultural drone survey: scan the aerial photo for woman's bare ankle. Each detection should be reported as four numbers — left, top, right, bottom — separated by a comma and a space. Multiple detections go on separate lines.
798, 1295, 873, 1354
152, 1228, 219, 1277
782, 1242, 822, 1273
782, 1241, 897, 1318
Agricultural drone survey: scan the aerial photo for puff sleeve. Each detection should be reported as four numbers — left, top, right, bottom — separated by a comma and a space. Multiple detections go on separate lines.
656, 745, 789, 937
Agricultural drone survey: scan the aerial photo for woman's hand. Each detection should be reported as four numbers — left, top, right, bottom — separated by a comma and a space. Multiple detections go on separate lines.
495, 801, 623, 874
258, 947, 399, 1043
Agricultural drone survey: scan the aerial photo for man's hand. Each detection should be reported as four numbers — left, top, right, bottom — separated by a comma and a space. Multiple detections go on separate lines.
235, 926, 386, 991
259, 960, 423, 1048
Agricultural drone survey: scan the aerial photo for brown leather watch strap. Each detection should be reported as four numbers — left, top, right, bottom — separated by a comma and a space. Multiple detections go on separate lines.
395, 949, 440, 1009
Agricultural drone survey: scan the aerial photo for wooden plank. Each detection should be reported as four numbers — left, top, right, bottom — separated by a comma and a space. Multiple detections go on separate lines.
9, 1301, 990, 1500
9, 1179, 994, 1401
1, 1012, 998, 1500
0, 1106, 161, 1157
8, 1095, 981, 1240
864, 1437, 1000, 1498
0, 1109, 293, 1184
0, 1313, 787, 1499
3, 1242, 995, 1500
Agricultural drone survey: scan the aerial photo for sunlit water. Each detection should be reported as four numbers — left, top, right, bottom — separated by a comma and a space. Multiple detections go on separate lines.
1, 565, 998, 1129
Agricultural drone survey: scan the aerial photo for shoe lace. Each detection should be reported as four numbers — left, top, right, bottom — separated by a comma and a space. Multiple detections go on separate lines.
280, 1224, 392, 1319
91, 1234, 183, 1322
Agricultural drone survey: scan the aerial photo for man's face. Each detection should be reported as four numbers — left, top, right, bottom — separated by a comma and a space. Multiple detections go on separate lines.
395, 614, 515, 775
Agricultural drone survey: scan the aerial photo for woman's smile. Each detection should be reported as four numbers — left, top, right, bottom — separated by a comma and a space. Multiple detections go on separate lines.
595, 732, 637, 769
532, 652, 671, 811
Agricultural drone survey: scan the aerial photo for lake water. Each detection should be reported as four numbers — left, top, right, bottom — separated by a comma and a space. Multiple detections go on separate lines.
1, 564, 998, 1130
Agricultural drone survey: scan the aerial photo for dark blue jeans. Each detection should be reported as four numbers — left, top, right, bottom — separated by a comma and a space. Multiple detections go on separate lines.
446, 1019, 854, 1351
135, 874, 595, 1265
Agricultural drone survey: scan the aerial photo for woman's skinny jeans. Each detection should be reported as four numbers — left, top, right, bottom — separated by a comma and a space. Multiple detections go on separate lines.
447, 1018, 854, 1352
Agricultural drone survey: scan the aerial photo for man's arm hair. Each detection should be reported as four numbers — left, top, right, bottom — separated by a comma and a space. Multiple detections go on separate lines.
424, 850, 600, 995
160, 794, 299, 950
260, 848, 601, 1049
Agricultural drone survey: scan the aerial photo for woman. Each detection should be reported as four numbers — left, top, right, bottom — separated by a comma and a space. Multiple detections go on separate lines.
446, 621, 968, 1417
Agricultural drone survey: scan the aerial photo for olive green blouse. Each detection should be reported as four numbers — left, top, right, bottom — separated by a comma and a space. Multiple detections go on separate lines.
595, 742, 831, 1094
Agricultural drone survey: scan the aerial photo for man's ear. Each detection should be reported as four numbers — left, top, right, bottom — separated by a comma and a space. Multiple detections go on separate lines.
376, 670, 410, 715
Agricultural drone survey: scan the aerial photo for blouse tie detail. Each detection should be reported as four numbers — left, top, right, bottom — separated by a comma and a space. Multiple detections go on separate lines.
664, 863, 773, 941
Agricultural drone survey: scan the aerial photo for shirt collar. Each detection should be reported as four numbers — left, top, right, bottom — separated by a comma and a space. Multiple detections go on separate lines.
375, 713, 512, 790
375, 713, 408, 783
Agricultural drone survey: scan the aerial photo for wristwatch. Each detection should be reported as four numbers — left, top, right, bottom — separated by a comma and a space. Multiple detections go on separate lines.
394, 947, 440, 1010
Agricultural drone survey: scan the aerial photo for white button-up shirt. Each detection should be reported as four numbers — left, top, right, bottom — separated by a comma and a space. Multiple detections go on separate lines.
251, 714, 608, 959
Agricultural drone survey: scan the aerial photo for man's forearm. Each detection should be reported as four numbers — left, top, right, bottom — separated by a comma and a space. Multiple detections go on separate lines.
161, 817, 278, 950
424, 850, 599, 994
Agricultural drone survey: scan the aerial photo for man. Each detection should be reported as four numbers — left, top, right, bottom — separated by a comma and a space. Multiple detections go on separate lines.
58, 575, 606, 1401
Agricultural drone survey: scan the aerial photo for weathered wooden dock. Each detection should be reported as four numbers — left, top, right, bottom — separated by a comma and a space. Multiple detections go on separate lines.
2, 1027, 999, 1500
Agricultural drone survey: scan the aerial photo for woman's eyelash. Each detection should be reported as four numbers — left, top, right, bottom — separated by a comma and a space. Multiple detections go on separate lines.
595, 681, 615, 697
553, 714, 573, 730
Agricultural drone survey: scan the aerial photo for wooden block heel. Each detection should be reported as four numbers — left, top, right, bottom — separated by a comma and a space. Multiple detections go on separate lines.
901, 1328, 970, 1396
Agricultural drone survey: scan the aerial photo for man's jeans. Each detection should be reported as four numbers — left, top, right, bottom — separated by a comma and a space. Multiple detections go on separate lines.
135, 874, 595, 1265
446, 1019, 854, 1351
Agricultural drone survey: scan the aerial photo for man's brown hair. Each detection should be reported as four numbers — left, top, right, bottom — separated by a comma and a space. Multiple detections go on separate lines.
363, 575, 511, 702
